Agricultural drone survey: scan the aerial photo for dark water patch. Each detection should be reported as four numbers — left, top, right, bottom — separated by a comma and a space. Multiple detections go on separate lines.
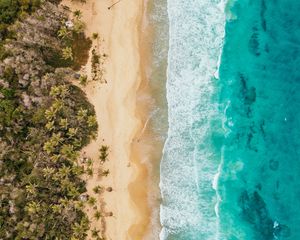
239, 191, 274, 239
249, 26, 261, 56
261, 0, 267, 31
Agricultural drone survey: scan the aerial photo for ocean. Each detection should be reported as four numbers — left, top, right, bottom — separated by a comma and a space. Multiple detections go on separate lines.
160, 0, 300, 239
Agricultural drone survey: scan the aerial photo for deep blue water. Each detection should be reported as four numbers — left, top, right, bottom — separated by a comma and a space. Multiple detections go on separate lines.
160, 0, 300, 239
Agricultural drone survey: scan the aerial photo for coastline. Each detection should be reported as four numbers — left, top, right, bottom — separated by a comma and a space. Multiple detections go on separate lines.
61, 0, 157, 239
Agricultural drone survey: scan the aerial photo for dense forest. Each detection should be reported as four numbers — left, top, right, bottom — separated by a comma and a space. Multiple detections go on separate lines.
0, 0, 100, 239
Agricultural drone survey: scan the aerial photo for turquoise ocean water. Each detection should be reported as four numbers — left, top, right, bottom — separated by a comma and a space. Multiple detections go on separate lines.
160, 0, 300, 239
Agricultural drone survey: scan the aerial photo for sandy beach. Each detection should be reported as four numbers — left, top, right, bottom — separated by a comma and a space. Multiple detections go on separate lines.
61, 0, 155, 239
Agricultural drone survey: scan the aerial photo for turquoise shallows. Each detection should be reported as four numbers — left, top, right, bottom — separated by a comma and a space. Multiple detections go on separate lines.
218, 0, 300, 239
160, 0, 300, 239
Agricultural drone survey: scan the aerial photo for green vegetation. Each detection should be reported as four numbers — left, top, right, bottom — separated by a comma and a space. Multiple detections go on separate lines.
99, 145, 109, 164
0, 0, 41, 40
57, 9, 92, 70
0, 1, 101, 239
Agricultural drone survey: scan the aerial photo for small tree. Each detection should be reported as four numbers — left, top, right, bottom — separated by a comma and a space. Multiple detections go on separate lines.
92, 33, 99, 40
62, 47, 73, 60
99, 145, 109, 164
100, 169, 110, 177
73, 10, 82, 19
94, 211, 102, 220
58, 26, 71, 39
87, 197, 96, 206
93, 185, 102, 194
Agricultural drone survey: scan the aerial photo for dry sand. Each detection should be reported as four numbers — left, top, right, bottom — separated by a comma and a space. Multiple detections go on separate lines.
61, 0, 157, 239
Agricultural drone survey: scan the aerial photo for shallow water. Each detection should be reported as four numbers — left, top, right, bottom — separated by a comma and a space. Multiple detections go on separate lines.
160, 0, 300, 239
218, 1, 300, 239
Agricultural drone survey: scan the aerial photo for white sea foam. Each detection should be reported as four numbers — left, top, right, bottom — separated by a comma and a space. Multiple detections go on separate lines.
160, 0, 227, 239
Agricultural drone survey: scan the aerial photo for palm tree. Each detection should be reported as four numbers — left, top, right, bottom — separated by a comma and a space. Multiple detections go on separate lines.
77, 108, 88, 121
25, 183, 37, 195
87, 197, 96, 206
94, 211, 102, 220
59, 85, 69, 99
101, 169, 110, 177
67, 128, 78, 138
60, 144, 78, 161
92, 185, 102, 194
73, 10, 82, 19
73, 19, 85, 33
86, 167, 93, 176
71, 165, 84, 175
51, 132, 63, 147
62, 47, 73, 61
42, 167, 55, 179
50, 85, 61, 97
87, 115, 97, 128
25, 201, 41, 214
50, 154, 61, 163
51, 204, 63, 214
87, 158, 93, 166
99, 145, 109, 164
58, 26, 71, 39
79, 75, 88, 86
91, 228, 100, 238
58, 165, 71, 178
51, 99, 63, 112
67, 185, 80, 198
43, 140, 55, 154
72, 222, 87, 239
45, 120, 55, 132
59, 118, 68, 129
45, 108, 56, 121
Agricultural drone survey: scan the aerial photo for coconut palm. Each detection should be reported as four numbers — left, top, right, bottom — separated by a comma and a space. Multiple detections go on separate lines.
25, 201, 41, 214
94, 211, 102, 220
101, 169, 110, 177
45, 120, 55, 131
50, 154, 61, 163
50, 86, 61, 97
25, 183, 37, 195
86, 167, 93, 176
92, 185, 102, 194
57, 26, 71, 39
62, 47, 73, 60
67, 127, 78, 138
45, 108, 56, 121
73, 10, 82, 19
51, 132, 63, 146
87, 115, 97, 128
72, 222, 87, 239
51, 204, 63, 214
77, 108, 88, 121
59, 118, 68, 129
51, 99, 63, 112
60, 144, 78, 160
99, 145, 109, 164
73, 19, 85, 33
91, 228, 100, 238
42, 167, 55, 179
58, 165, 72, 178
43, 140, 56, 154
87, 197, 96, 206
59, 85, 69, 98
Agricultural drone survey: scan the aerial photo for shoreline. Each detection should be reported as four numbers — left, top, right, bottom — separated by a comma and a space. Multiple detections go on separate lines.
61, 0, 159, 239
